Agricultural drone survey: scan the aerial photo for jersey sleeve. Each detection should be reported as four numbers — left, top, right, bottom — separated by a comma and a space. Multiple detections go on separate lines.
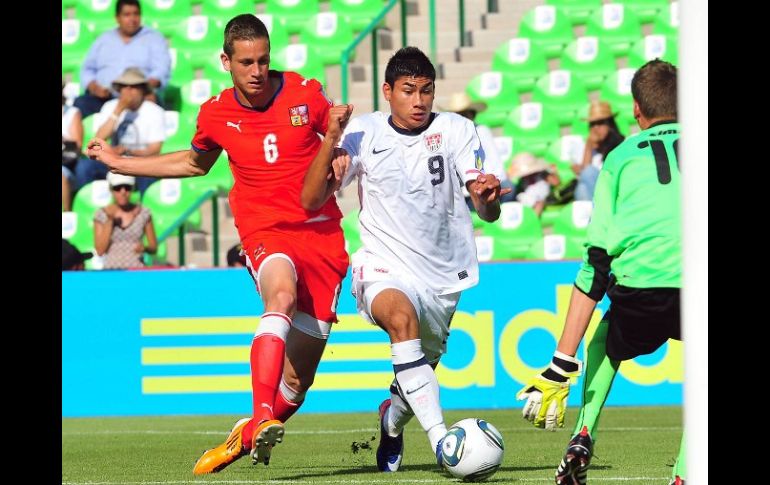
574, 152, 617, 301
306, 78, 333, 135
190, 102, 221, 153
339, 116, 366, 189
452, 116, 484, 185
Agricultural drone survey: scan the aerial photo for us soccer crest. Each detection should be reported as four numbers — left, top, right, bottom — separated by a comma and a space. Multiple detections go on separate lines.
289, 105, 309, 126
424, 133, 442, 153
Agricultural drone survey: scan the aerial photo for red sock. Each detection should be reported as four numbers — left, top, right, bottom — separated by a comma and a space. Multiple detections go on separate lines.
274, 387, 303, 423
250, 313, 291, 424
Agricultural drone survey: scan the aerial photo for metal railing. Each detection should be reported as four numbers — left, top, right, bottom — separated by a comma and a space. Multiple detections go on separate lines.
153, 188, 218, 267
340, 0, 407, 110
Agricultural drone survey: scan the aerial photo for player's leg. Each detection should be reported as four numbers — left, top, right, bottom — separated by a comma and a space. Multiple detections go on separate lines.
277, 322, 329, 422
192, 246, 295, 474
370, 287, 447, 457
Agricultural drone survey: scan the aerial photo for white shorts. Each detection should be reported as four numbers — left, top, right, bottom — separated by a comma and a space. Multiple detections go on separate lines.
351, 249, 460, 363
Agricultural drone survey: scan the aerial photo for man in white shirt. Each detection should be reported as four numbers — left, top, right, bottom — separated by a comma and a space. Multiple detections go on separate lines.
75, 67, 166, 194
301, 47, 510, 472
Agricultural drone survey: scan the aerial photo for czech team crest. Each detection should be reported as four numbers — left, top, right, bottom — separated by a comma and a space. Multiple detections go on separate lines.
289, 105, 310, 127
424, 133, 443, 152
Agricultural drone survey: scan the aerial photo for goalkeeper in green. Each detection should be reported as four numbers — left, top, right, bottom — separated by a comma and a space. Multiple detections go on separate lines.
516, 59, 686, 485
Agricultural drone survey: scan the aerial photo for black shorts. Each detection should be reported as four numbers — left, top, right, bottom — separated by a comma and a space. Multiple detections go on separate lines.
604, 285, 681, 361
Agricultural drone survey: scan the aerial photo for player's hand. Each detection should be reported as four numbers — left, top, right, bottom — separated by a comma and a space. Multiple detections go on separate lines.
327, 147, 350, 189
469, 174, 513, 205
327, 104, 354, 140
87, 137, 118, 165
515, 351, 582, 431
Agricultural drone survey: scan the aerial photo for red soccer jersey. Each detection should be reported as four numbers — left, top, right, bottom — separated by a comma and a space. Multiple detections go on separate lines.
192, 71, 342, 240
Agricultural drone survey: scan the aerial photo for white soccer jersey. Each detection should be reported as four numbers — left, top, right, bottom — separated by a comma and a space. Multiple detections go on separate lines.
340, 111, 485, 294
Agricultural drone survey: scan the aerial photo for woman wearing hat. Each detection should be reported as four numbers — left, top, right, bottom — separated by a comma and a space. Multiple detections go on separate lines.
574, 100, 625, 201
93, 172, 157, 269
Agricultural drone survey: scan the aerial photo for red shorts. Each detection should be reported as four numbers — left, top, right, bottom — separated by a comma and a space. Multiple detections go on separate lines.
242, 220, 349, 323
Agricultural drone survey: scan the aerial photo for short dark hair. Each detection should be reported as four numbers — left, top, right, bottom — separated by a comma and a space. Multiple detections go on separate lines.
116, 0, 140, 16
384, 47, 436, 87
223, 14, 270, 57
631, 59, 677, 119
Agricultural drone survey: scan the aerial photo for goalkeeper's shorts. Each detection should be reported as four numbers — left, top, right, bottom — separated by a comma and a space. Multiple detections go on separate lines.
605, 285, 681, 361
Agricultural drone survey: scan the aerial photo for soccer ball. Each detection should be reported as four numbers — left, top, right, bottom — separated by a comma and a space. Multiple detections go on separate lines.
440, 418, 505, 482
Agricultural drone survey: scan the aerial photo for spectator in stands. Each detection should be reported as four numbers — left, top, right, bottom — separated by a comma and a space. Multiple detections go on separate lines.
62, 239, 92, 271
226, 243, 246, 267
442, 92, 516, 209
62, 80, 84, 211
94, 172, 157, 269
75, 67, 166, 194
573, 100, 625, 201
74, 0, 170, 118
507, 152, 560, 217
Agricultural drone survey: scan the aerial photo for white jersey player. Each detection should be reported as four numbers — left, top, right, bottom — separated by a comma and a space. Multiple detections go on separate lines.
301, 47, 511, 473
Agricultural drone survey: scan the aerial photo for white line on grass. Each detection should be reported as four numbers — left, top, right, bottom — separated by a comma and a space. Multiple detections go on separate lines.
62, 426, 681, 436
63, 478, 670, 484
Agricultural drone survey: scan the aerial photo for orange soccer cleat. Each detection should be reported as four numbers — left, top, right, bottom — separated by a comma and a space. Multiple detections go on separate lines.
250, 419, 285, 466
192, 417, 251, 475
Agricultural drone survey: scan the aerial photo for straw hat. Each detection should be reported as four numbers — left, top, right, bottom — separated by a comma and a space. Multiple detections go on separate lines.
111, 67, 150, 92
584, 100, 617, 122
441, 92, 487, 114
510, 152, 549, 178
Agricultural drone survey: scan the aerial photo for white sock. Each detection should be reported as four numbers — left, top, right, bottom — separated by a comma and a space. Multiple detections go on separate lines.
391, 339, 447, 452
386, 379, 414, 437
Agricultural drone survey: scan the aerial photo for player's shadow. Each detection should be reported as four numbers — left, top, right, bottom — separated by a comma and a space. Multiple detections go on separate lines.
279, 463, 611, 481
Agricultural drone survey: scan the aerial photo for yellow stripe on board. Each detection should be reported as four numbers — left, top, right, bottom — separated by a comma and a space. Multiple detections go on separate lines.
141, 346, 250, 365
141, 314, 376, 336
142, 372, 394, 394
141, 317, 258, 336
141, 343, 389, 365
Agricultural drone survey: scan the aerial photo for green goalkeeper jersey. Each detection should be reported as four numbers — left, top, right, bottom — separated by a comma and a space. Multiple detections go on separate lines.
575, 120, 681, 300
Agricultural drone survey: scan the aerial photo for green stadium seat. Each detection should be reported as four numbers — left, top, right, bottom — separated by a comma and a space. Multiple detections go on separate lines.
615, 0, 669, 23
599, 68, 636, 118
531, 70, 590, 126
544, 133, 586, 183
62, 211, 95, 256
525, 234, 584, 260
162, 110, 198, 152
651, 1, 678, 40
300, 12, 357, 66
475, 235, 494, 262
63, 0, 79, 7
559, 36, 617, 90
480, 202, 543, 260
585, 4, 643, 57
615, 110, 640, 136
200, 0, 256, 19
465, 71, 520, 128
329, 0, 386, 32
341, 209, 361, 255
501, 102, 561, 157
553, 200, 593, 241
170, 15, 227, 61
73, 180, 113, 216
256, 14, 291, 51
62, 19, 97, 74
627, 34, 678, 69
271, 44, 326, 86
201, 50, 233, 86
187, 151, 234, 194
265, 0, 320, 34
141, 178, 204, 235
490, 38, 549, 93
143, 0, 193, 37
516, 5, 575, 59
75, 0, 117, 34
179, 78, 229, 113
545, 0, 601, 25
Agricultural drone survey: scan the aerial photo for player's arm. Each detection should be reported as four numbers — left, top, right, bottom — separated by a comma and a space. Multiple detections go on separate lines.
466, 174, 511, 222
86, 137, 221, 178
301, 104, 354, 211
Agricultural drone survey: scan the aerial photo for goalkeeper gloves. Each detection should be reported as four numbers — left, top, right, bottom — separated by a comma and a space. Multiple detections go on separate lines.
516, 351, 582, 431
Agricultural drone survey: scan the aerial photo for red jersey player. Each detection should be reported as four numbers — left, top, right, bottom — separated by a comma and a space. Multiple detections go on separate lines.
86, 14, 351, 474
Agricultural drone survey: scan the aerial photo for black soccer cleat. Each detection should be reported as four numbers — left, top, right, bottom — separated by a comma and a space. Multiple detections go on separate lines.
555, 426, 593, 485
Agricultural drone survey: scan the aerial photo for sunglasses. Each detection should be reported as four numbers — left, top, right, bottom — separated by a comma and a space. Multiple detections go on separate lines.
589, 118, 610, 128
112, 184, 134, 192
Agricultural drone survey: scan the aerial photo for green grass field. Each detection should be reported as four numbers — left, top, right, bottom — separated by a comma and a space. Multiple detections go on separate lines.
62, 406, 681, 484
